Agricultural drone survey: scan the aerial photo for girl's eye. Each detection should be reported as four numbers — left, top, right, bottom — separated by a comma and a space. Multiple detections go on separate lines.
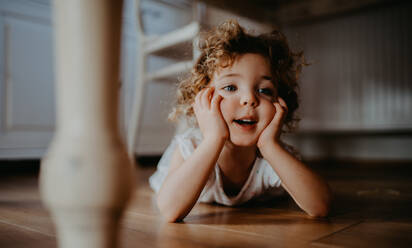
258, 88, 274, 96
223, 85, 237, 92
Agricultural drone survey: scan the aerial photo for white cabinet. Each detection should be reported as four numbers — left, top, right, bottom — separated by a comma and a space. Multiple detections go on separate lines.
0, 0, 54, 158
0, 0, 188, 158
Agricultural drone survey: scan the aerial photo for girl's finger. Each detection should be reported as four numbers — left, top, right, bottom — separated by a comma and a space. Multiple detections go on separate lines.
193, 91, 201, 108
211, 94, 223, 113
197, 88, 207, 108
193, 90, 203, 112
202, 88, 213, 109
273, 102, 285, 123
204, 87, 215, 108
277, 97, 288, 112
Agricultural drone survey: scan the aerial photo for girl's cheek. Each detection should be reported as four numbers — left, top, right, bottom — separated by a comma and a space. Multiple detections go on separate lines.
268, 102, 277, 119
260, 108, 275, 128
269, 95, 278, 103
218, 97, 227, 111
219, 100, 232, 123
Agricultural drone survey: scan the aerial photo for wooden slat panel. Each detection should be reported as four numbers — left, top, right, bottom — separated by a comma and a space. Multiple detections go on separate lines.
285, 2, 412, 132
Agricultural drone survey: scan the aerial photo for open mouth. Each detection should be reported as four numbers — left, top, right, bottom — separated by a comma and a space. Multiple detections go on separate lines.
233, 119, 257, 125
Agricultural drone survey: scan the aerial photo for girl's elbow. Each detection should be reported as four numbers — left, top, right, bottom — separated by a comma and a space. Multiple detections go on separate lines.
157, 196, 185, 223
162, 211, 181, 223
158, 207, 180, 223
308, 205, 330, 218
310, 186, 333, 217
162, 209, 187, 223
308, 197, 332, 217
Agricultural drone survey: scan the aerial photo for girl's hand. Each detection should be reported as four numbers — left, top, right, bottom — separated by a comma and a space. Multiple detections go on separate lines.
257, 97, 288, 149
193, 87, 229, 142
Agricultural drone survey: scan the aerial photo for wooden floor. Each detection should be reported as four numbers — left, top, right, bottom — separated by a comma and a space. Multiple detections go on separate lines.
1, 160, 412, 248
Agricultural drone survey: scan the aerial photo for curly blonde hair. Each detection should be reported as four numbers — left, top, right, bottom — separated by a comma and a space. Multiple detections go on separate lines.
170, 19, 306, 133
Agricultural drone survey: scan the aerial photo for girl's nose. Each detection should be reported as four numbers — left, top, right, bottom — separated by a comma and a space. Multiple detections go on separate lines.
241, 93, 258, 107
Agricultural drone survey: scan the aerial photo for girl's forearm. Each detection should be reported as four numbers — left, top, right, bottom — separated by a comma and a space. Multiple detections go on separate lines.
157, 138, 225, 222
260, 142, 332, 217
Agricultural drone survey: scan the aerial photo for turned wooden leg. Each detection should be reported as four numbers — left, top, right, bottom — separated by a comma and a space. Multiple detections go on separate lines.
40, 0, 135, 247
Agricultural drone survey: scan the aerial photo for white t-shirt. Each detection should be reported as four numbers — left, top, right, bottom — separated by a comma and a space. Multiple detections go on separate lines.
149, 128, 289, 206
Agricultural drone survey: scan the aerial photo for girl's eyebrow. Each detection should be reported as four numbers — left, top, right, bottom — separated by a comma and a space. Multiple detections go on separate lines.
262, 75, 272, 81
218, 73, 272, 81
217, 73, 242, 80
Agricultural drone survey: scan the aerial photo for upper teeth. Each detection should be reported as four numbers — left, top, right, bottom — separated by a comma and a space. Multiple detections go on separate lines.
236, 119, 255, 123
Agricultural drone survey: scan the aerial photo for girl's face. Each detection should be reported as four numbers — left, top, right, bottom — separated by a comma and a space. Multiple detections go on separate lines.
211, 53, 277, 147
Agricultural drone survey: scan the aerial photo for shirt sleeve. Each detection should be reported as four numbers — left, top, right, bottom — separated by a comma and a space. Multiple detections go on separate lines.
148, 137, 178, 193
175, 130, 197, 160
148, 128, 201, 193
260, 142, 301, 188
261, 159, 282, 188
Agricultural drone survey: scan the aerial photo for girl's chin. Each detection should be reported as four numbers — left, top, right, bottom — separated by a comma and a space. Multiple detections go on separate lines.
227, 136, 258, 147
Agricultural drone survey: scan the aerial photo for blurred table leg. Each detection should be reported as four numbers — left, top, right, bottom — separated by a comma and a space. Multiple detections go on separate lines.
39, 1, 135, 247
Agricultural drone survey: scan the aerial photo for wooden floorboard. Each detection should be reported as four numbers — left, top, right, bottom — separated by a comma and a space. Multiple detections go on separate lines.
312, 221, 412, 248
1, 161, 412, 247
0, 222, 55, 248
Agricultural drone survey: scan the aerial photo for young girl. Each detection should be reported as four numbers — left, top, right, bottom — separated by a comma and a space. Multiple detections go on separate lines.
149, 20, 332, 222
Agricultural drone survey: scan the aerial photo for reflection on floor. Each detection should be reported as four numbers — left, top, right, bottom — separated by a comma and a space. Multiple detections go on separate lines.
1, 160, 412, 248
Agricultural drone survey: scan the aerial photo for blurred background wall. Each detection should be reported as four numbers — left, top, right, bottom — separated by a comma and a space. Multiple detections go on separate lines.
280, 1, 412, 161
0, 0, 410, 162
